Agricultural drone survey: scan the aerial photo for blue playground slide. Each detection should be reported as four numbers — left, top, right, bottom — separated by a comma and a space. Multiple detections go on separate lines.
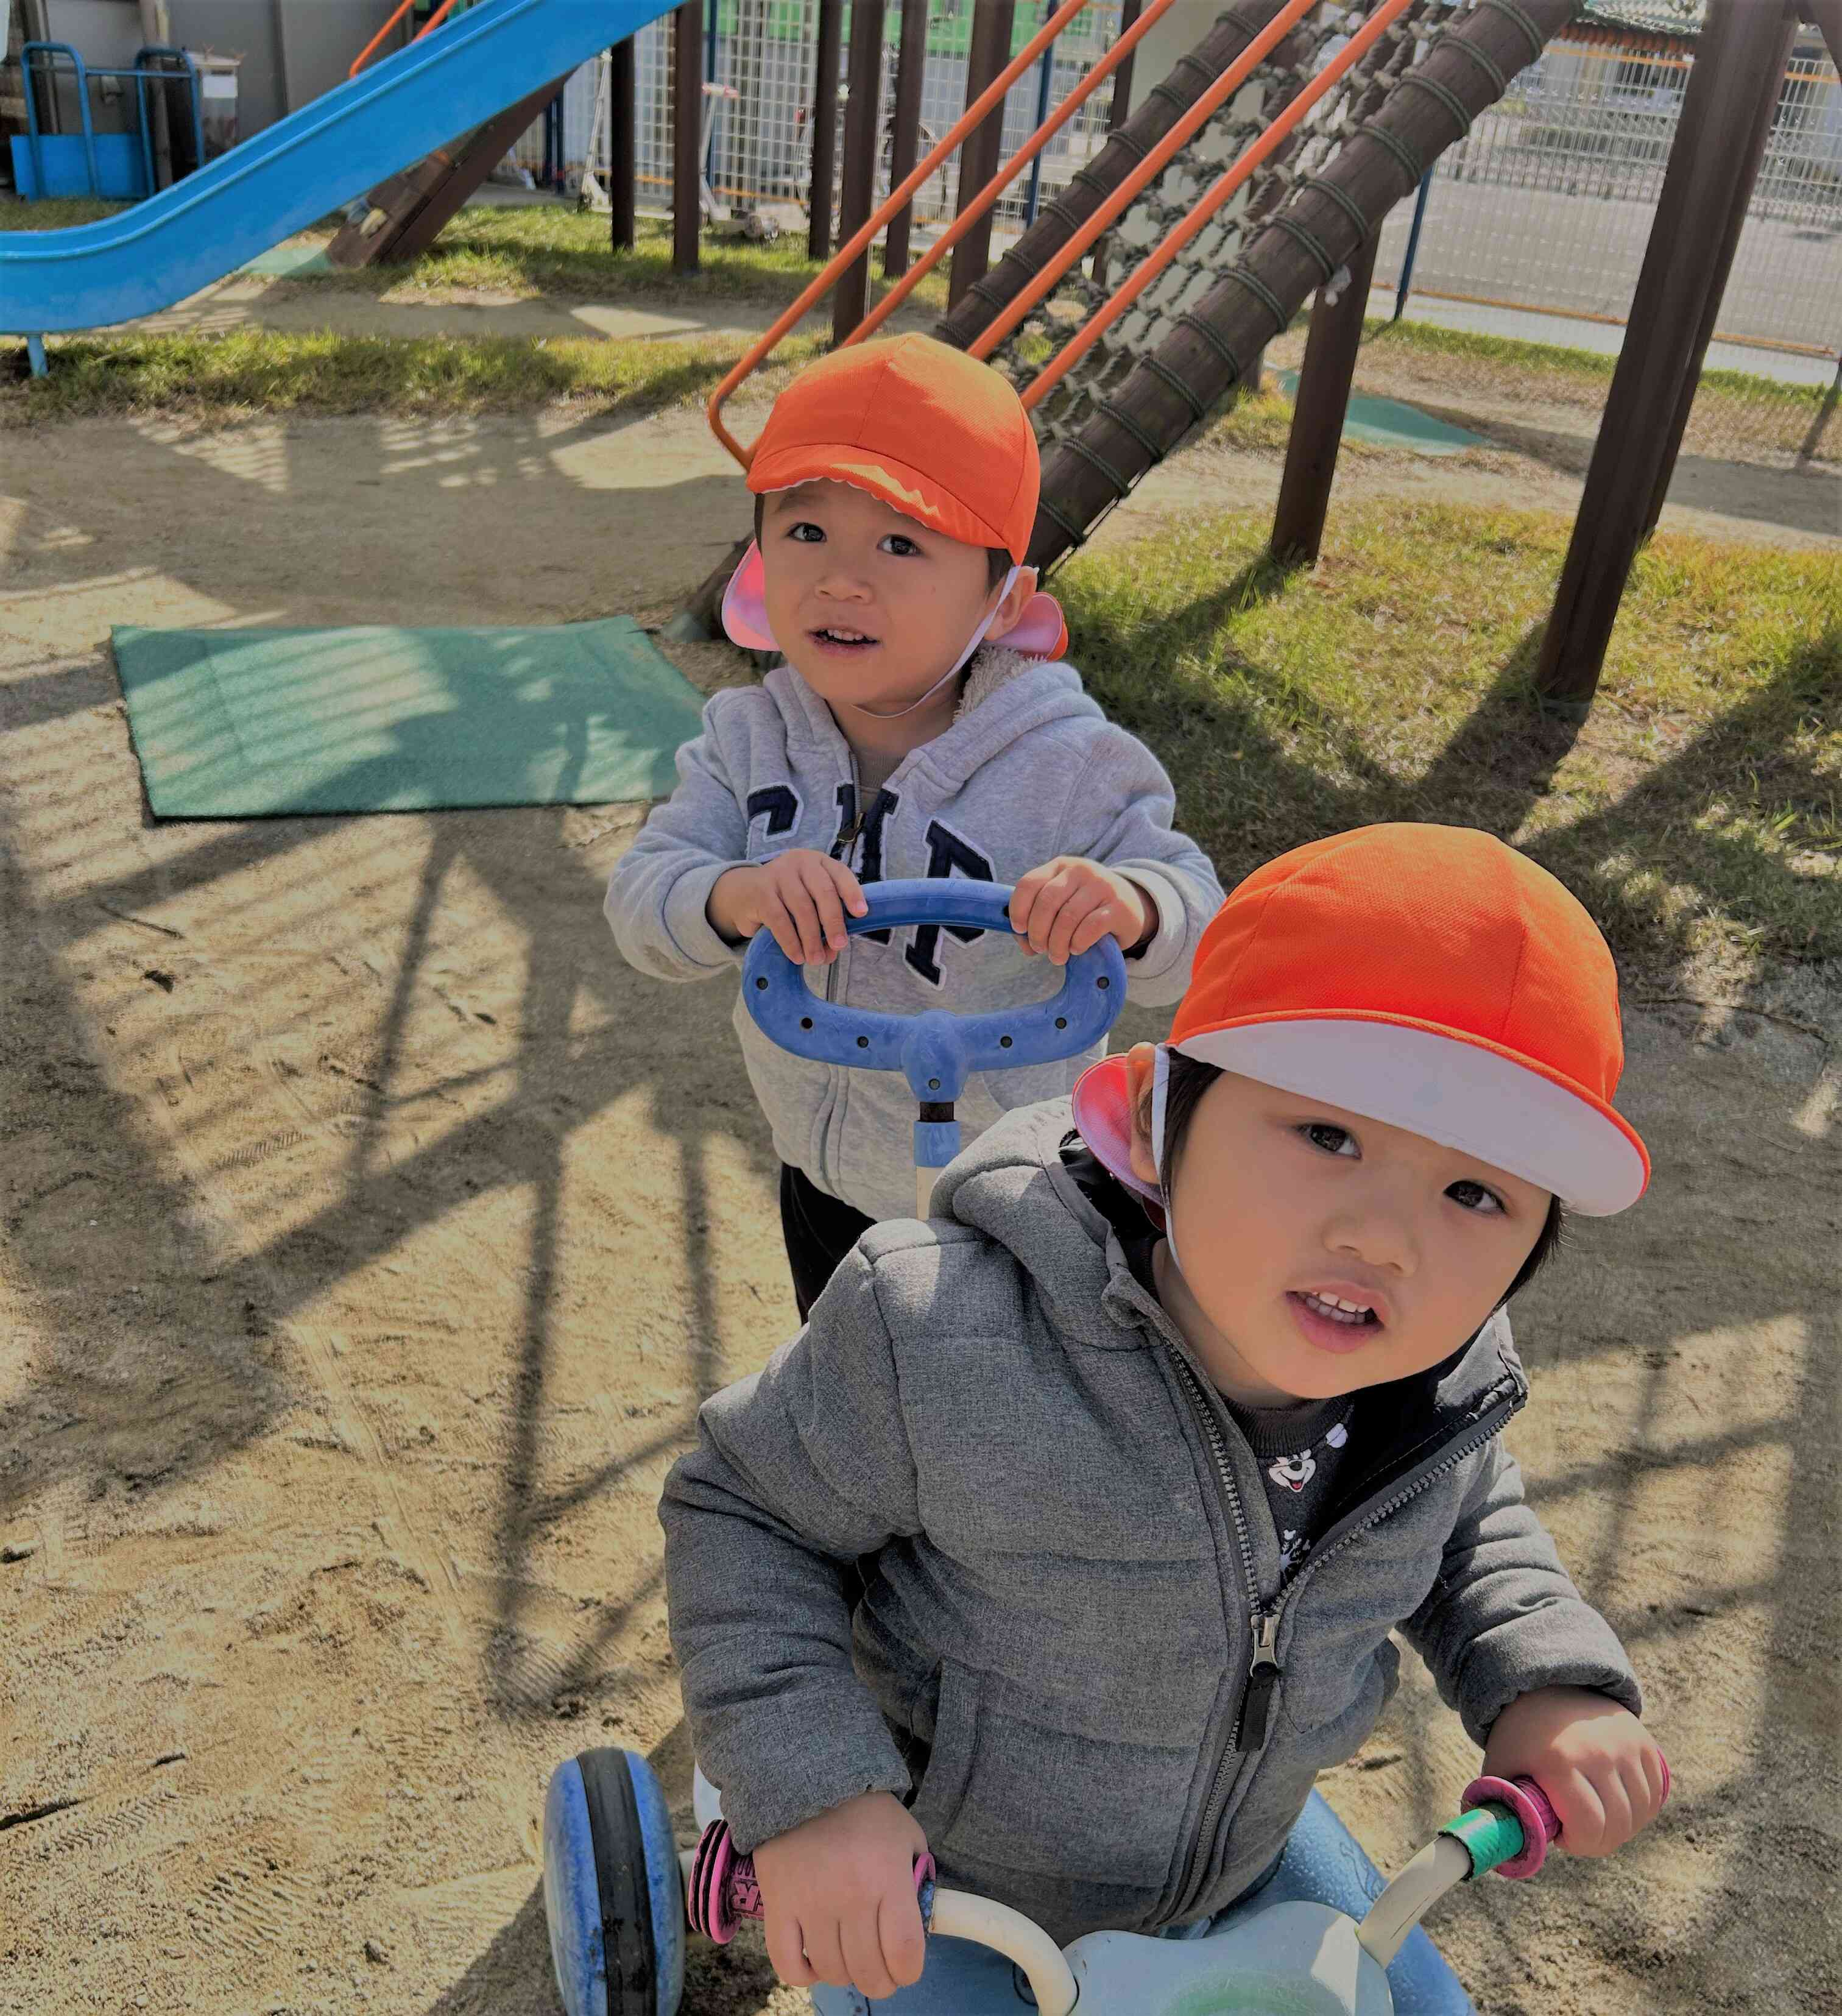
1, 0, 673, 371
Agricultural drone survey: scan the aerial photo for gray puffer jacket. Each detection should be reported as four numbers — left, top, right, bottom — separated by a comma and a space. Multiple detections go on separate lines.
660, 1102, 1641, 1947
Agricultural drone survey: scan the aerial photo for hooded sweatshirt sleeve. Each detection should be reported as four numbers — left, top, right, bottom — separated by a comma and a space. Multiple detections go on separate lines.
604, 692, 752, 980
1400, 1435, 1642, 1748
659, 1247, 919, 1853
1054, 724, 1223, 1006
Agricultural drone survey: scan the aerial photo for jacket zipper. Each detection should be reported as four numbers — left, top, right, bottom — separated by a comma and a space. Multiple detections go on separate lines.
1164, 1334, 1521, 1921
1161, 1345, 1269, 1917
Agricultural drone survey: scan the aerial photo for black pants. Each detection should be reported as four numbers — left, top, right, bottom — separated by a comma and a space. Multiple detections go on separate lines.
778, 1162, 875, 1322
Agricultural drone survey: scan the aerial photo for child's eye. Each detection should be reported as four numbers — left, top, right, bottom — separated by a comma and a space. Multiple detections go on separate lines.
1299, 1122, 1358, 1158
1447, 1179, 1506, 1214
787, 522, 824, 543
880, 533, 921, 557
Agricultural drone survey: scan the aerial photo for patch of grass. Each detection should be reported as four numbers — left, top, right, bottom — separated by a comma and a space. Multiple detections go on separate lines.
0, 193, 130, 231
1, 326, 822, 423
1358, 316, 1829, 415
291, 207, 951, 316
1065, 500, 1841, 980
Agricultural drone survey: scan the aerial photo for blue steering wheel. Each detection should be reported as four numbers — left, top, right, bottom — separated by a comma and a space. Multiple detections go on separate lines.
742, 879, 1127, 1196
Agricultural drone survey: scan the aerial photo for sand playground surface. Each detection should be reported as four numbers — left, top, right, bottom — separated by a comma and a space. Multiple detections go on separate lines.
2, 389, 1838, 2016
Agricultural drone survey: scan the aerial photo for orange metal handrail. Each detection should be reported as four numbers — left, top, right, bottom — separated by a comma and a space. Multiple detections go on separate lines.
350, 0, 465, 80
843, 0, 1185, 351
705, 0, 1116, 467
961, 0, 1324, 369
1018, 0, 1419, 408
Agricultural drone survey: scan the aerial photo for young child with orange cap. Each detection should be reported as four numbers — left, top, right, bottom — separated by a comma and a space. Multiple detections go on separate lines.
606, 334, 1223, 1317
660, 823, 1668, 2012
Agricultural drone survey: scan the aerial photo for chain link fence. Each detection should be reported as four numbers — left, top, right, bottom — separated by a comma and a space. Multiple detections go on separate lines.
514, 1, 1128, 239
1370, 26, 1842, 356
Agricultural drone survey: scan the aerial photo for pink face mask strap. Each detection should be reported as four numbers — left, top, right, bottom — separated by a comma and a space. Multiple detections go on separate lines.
1150, 1044, 1179, 1271
846, 565, 1021, 721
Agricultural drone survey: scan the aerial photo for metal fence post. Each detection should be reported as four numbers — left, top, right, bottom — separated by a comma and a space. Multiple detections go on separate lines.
835, 0, 887, 341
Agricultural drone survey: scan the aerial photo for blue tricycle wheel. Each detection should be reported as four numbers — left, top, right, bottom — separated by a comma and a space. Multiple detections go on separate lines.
542, 1747, 686, 2016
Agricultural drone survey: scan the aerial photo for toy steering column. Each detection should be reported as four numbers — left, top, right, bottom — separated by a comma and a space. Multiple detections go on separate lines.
743, 879, 1127, 1222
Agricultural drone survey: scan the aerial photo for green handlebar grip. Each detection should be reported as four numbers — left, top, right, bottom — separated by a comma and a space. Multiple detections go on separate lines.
1440, 1803, 1527, 1878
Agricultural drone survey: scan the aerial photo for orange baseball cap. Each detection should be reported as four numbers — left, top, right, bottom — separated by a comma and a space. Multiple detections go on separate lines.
746, 333, 1040, 563
1074, 824, 1650, 1215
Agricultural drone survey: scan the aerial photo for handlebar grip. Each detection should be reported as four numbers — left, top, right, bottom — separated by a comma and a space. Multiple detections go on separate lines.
1459, 1757, 1670, 1881
688, 1817, 937, 1943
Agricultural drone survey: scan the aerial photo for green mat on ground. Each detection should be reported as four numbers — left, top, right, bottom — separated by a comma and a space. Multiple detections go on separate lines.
111, 618, 707, 819
1272, 370, 1482, 456
239, 243, 334, 278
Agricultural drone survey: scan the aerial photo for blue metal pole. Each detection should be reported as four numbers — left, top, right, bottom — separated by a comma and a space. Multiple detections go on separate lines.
1023, 18, 1055, 229
1393, 167, 1433, 321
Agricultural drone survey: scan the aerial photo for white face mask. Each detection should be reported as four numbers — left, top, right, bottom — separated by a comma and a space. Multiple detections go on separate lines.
842, 566, 1021, 721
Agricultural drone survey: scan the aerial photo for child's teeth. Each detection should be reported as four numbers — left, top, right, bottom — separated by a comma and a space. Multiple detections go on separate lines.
1305, 1292, 1372, 1323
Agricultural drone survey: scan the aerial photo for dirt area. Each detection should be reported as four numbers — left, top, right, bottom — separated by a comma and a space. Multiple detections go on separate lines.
104, 264, 1840, 546
2, 404, 1838, 2016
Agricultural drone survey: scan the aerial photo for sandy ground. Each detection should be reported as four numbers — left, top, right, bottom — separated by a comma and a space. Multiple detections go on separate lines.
104, 263, 1840, 550
2, 398, 1839, 2016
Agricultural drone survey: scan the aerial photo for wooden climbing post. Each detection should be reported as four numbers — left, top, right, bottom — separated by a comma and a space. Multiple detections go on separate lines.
808, 0, 846, 260
672, 0, 702, 274
883, 0, 931, 279
1534, 0, 1798, 716
611, 36, 637, 253
1642, 4, 1807, 533
1269, 232, 1381, 567
949, 0, 1017, 309
835, 0, 888, 342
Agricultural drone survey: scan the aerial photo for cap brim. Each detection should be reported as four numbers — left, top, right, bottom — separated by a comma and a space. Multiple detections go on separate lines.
749, 444, 1015, 557
1175, 1017, 1649, 1215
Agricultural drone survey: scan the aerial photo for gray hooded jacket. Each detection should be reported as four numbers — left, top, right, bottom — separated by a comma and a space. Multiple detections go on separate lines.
660, 1103, 1642, 1947
605, 653, 1224, 1220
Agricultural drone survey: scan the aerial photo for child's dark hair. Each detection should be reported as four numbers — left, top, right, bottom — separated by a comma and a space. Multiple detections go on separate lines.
1151, 1052, 1567, 1306
753, 495, 1012, 590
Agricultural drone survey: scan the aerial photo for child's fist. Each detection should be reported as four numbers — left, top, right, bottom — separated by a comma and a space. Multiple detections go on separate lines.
1010, 857, 1156, 964
708, 850, 869, 964
1481, 1685, 1667, 1857
751, 1790, 930, 1998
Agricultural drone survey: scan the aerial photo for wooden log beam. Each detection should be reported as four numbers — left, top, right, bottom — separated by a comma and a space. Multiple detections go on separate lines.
948, 0, 1017, 309
1025, 0, 1578, 570
835, 0, 887, 342
612, 35, 637, 254
883, 0, 930, 279
1269, 230, 1381, 567
808, 0, 845, 260
1534, 0, 1799, 715
326, 75, 568, 269
1642, 0, 1798, 535
672, 0, 701, 275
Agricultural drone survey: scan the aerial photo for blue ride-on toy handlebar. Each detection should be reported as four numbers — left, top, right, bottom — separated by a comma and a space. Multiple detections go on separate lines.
742, 879, 1127, 1209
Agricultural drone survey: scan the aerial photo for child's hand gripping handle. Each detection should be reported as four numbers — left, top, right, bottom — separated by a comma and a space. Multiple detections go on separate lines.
687, 1817, 937, 1945
741, 879, 1126, 1211
1456, 1755, 1671, 1880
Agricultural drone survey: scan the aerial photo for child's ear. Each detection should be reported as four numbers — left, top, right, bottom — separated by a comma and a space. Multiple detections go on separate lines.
1124, 1042, 1161, 1188
983, 565, 1038, 639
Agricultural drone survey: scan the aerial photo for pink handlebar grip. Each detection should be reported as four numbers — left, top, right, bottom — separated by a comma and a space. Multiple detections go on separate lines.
1463, 1755, 1670, 1881
687, 1818, 937, 1944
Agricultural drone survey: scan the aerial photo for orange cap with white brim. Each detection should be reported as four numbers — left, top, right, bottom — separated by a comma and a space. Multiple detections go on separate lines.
1073, 824, 1650, 1217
